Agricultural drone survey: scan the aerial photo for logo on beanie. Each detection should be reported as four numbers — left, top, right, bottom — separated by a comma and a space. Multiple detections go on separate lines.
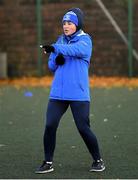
64, 14, 71, 21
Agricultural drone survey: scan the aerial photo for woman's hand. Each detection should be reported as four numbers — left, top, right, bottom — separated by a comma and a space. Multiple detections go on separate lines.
40, 45, 55, 53
55, 53, 65, 65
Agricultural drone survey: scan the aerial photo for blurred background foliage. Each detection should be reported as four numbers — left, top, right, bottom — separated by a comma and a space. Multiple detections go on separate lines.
0, 0, 138, 77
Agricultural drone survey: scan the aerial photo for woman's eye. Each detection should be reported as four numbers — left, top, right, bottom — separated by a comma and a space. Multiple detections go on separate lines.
68, 22, 72, 25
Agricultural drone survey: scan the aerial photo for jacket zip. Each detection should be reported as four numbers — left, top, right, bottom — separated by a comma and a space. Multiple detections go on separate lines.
61, 39, 71, 99
61, 36, 64, 99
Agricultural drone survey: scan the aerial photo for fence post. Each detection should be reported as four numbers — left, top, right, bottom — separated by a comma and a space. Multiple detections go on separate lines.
128, 0, 133, 77
0, 53, 7, 78
36, 0, 43, 76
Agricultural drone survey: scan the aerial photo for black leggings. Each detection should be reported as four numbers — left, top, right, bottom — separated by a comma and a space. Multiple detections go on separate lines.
43, 99, 101, 162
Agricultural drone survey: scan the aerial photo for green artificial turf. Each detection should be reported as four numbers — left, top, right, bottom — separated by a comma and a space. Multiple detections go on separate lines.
0, 86, 137, 179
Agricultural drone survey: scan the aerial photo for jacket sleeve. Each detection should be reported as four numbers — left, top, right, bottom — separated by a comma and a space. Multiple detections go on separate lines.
52, 35, 92, 58
47, 36, 62, 72
48, 53, 58, 72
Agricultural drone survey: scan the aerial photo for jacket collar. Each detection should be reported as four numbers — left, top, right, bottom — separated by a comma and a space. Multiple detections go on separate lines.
64, 30, 86, 42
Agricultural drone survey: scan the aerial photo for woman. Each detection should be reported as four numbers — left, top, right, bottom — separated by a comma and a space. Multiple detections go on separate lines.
36, 8, 105, 173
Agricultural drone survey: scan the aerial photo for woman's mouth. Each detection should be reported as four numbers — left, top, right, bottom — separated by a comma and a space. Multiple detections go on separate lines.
64, 30, 69, 33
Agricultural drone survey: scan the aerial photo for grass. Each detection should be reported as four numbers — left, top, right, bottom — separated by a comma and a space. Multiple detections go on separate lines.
0, 86, 138, 179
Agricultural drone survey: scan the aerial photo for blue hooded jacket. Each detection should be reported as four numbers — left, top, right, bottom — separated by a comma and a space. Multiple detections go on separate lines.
48, 30, 92, 101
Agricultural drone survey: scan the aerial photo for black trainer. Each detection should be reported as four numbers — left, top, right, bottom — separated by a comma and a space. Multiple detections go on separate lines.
90, 159, 105, 172
35, 161, 54, 174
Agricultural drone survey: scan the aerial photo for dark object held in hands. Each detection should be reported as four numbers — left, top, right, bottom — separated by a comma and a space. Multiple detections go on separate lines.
55, 53, 65, 65
40, 45, 55, 53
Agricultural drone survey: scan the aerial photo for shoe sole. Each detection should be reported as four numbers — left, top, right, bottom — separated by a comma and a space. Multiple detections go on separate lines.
90, 167, 105, 172
35, 168, 54, 174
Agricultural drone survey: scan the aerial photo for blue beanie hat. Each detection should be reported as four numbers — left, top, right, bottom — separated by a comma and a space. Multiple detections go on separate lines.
62, 11, 78, 27
62, 8, 84, 31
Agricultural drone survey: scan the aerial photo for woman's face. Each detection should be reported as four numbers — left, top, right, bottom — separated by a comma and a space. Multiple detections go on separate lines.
63, 21, 77, 36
